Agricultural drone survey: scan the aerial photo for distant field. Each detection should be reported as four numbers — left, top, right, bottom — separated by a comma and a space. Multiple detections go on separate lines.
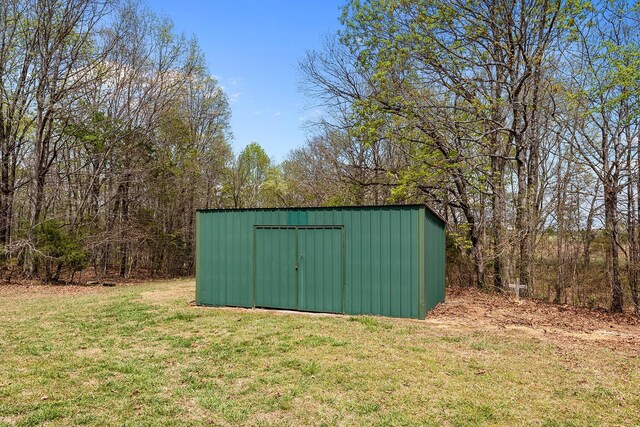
0, 280, 638, 426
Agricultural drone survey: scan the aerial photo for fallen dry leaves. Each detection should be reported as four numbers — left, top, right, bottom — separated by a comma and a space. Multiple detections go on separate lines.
428, 287, 640, 352
0, 279, 146, 297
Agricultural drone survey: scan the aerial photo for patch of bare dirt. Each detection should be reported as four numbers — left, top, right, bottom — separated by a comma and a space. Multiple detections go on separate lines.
428, 287, 640, 351
75, 347, 104, 358
137, 281, 194, 305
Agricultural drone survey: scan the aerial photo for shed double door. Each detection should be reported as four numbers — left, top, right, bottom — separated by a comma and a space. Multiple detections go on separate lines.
255, 226, 343, 313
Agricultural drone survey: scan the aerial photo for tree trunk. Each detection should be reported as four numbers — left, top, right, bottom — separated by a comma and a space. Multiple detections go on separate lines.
515, 141, 531, 297
0, 135, 12, 247
605, 185, 623, 312
583, 187, 598, 268
491, 156, 506, 291
629, 135, 639, 315
555, 188, 565, 304
119, 176, 130, 278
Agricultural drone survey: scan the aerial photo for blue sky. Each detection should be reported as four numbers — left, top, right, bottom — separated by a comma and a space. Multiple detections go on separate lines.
148, 0, 346, 161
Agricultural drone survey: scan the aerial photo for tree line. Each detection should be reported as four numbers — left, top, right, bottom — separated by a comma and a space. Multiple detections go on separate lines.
0, 0, 238, 280
3, 0, 640, 314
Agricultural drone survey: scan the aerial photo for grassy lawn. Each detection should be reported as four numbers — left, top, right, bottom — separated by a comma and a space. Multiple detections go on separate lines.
0, 280, 639, 426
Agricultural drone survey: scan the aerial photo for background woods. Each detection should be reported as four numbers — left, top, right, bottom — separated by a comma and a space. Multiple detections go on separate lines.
0, 0, 233, 280
1, 0, 640, 315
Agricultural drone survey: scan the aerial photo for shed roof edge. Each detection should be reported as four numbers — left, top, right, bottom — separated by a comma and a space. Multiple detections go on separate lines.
196, 203, 447, 225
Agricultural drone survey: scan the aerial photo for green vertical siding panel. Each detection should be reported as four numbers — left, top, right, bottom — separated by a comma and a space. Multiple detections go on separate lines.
196, 213, 202, 304
230, 213, 238, 305
404, 210, 417, 318
361, 210, 371, 314
389, 210, 400, 317
297, 228, 342, 313
242, 213, 252, 305
405, 210, 414, 318
425, 210, 446, 312
215, 212, 223, 305
314, 230, 322, 308
210, 212, 219, 305
228, 213, 236, 304
216, 213, 223, 304
216, 214, 221, 303
227, 214, 234, 305
357, 209, 365, 315
226, 213, 234, 305
255, 228, 297, 309
370, 210, 381, 315
237, 212, 246, 305
198, 210, 280, 308
400, 210, 409, 317
380, 209, 391, 317
196, 212, 201, 303
221, 214, 228, 303
211, 213, 220, 305
418, 207, 426, 318
413, 209, 420, 318
209, 213, 219, 305
209, 212, 219, 305
246, 212, 257, 306
346, 210, 356, 314
357, 211, 364, 312
349, 209, 356, 314
343, 210, 351, 314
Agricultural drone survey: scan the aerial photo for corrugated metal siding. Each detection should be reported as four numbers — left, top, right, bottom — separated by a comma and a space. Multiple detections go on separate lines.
425, 210, 446, 311
297, 227, 343, 313
418, 206, 426, 318
196, 205, 443, 319
255, 228, 297, 309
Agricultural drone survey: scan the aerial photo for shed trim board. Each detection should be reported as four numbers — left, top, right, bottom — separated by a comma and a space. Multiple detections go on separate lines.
196, 205, 446, 319
196, 203, 447, 225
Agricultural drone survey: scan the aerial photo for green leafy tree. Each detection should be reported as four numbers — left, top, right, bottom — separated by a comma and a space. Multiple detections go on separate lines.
33, 220, 88, 283
335, 0, 572, 290
224, 142, 271, 208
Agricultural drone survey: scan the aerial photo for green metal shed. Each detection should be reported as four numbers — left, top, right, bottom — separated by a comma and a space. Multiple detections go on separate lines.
196, 204, 445, 319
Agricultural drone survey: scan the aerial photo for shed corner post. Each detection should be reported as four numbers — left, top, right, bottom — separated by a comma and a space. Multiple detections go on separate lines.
195, 211, 200, 305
